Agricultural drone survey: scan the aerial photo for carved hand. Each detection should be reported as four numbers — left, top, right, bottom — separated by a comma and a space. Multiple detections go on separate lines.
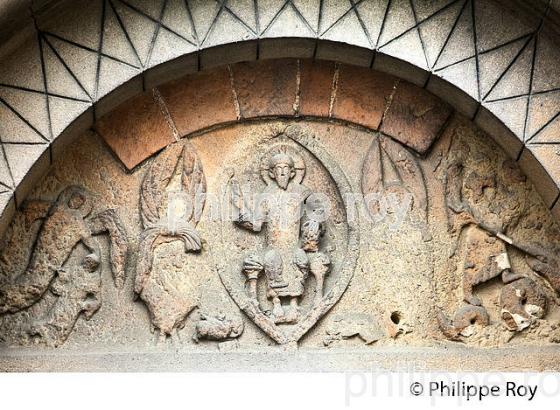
243, 255, 263, 272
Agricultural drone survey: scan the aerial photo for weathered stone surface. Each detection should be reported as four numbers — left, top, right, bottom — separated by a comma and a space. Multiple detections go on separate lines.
298, 60, 335, 118
0, 112, 558, 369
158, 68, 237, 137
474, 105, 525, 160
95, 92, 174, 170
332, 65, 396, 129
380, 81, 453, 154
519, 145, 560, 208
4, 346, 560, 371
0, 1, 559, 241
553, 199, 560, 221
135, 141, 205, 337
432, 116, 560, 347
231, 59, 298, 118
0, 184, 127, 347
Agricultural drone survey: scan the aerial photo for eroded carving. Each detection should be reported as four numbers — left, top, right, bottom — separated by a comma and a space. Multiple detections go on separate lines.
438, 131, 559, 342
361, 135, 430, 241
27, 252, 102, 346
459, 227, 523, 307
437, 305, 490, 340
0, 186, 127, 346
500, 278, 547, 332
231, 145, 324, 324
0, 118, 559, 355
216, 128, 359, 345
323, 314, 385, 346
193, 312, 244, 342
135, 142, 206, 339
525, 245, 560, 294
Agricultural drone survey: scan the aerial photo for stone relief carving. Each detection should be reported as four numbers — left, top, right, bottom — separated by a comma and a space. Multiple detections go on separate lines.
437, 305, 490, 340
437, 129, 560, 344
323, 313, 385, 346
135, 142, 206, 340
0, 119, 558, 351
215, 127, 359, 345
361, 135, 430, 242
231, 145, 327, 324
524, 244, 560, 293
500, 278, 547, 332
0, 186, 127, 346
193, 312, 244, 342
359, 132, 436, 341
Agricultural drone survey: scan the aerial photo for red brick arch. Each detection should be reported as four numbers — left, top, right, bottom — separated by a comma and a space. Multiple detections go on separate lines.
95, 59, 453, 169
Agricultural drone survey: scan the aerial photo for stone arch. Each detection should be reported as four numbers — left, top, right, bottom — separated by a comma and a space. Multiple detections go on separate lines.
0, 0, 559, 234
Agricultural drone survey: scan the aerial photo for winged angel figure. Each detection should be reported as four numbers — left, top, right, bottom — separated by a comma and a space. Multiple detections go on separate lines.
135, 142, 206, 341
361, 134, 429, 240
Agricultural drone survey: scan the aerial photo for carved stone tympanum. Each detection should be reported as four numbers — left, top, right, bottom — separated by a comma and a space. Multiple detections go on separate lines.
0, 116, 559, 369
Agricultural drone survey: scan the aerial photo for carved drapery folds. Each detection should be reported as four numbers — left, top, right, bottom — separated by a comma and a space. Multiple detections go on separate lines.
135, 142, 206, 339
0, 118, 559, 350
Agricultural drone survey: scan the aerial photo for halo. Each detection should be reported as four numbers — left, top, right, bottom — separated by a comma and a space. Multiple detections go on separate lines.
260, 143, 306, 185
56, 185, 93, 218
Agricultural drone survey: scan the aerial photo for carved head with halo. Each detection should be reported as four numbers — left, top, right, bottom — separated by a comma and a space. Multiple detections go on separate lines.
260, 144, 306, 189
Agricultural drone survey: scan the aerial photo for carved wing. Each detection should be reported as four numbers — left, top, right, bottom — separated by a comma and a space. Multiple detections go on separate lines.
140, 144, 182, 227
0, 200, 51, 276
88, 209, 128, 288
140, 142, 206, 228
181, 144, 206, 225
380, 136, 428, 220
134, 227, 161, 294
361, 135, 428, 221
361, 137, 383, 196
136, 142, 206, 295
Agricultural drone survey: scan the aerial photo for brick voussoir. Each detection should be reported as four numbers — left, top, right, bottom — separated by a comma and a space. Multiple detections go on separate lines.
331, 65, 397, 131
94, 92, 175, 171
158, 68, 238, 138
380, 81, 453, 155
230, 59, 299, 119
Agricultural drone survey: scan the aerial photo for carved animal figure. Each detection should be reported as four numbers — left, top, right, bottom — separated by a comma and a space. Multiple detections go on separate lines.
193, 313, 244, 342
524, 245, 560, 294
437, 305, 490, 340
324, 313, 385, 345
0, 187, 127, 313
500, 278, 547, 332
27, 252, 102, 347
0, 186, 127, 346
135, 142, 206, 339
